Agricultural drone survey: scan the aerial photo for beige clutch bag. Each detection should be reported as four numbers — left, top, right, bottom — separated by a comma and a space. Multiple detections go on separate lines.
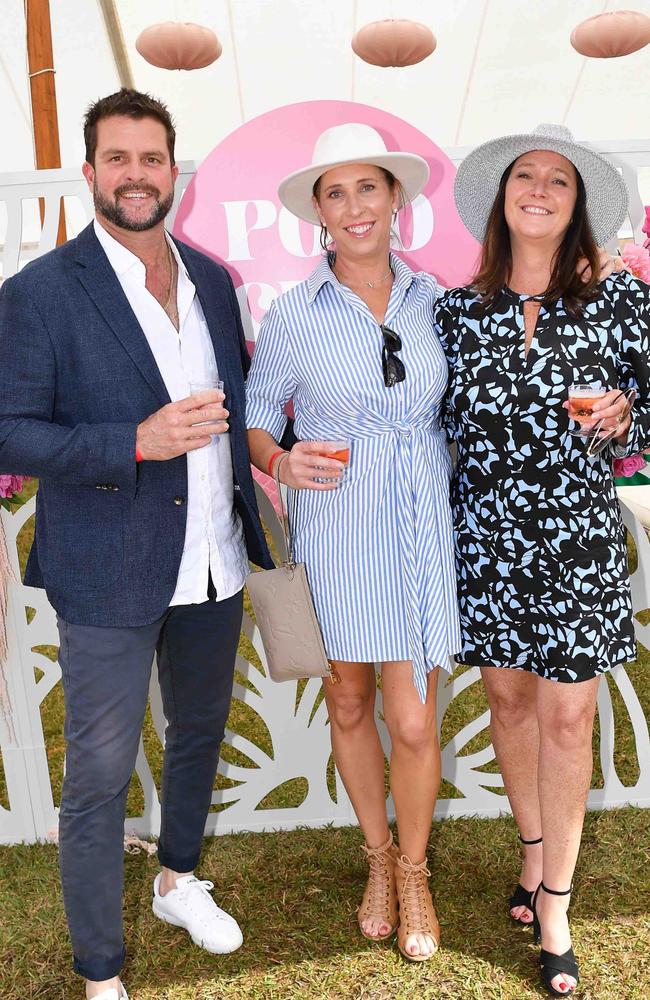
246, 462, 335, 683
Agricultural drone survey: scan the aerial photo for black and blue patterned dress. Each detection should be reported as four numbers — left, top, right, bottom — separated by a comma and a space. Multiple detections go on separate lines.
435, 272, 650, 682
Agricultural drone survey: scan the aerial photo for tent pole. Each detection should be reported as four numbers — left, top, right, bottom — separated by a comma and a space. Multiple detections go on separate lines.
97, 0, 135, 89
25, 0, 67, 245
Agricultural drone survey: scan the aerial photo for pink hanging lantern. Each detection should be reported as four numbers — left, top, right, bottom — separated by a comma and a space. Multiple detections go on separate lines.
570, 10, 650, 58
135, 22, 222, 71
352, 19, 436, 68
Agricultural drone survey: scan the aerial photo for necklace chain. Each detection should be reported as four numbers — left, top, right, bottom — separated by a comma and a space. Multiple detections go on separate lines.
162, 239, 180, 330
332, 261, 394, 289
163, 239, 176, 311
365, 268, 393, 289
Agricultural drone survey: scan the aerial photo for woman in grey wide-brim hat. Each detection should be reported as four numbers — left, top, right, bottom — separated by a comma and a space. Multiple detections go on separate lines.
436, 124, 650, 997
246, 122, 461, 962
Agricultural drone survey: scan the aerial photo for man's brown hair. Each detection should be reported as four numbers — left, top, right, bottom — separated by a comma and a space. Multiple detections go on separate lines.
83, 88, 176, 166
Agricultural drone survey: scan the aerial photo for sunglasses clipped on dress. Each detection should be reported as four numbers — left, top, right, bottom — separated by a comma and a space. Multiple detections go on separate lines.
381, 325, 406, 388
585, 388, 637, 457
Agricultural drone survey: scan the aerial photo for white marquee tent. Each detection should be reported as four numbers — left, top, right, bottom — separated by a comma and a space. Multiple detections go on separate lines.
3, 0, 650, 175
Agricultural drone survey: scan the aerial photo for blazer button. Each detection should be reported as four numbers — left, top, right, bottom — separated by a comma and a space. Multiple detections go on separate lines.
173, 496, 185, 506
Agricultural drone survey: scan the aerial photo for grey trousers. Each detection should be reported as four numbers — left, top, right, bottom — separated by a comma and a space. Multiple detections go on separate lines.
56, 589, 243, 981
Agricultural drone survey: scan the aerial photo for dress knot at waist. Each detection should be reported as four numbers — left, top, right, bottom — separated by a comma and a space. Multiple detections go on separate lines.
358, 419, 440, 440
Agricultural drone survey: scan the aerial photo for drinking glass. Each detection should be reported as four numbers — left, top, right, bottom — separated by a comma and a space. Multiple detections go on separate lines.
314, 439, 351, 484
189, 377, 225, 433
189, 378, 224, 396
567, 383, 606, 434
315, 440, 351, 465
585, 388, 636, 457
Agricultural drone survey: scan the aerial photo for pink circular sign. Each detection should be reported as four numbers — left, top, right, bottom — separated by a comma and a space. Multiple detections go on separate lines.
173, 100, 480, 348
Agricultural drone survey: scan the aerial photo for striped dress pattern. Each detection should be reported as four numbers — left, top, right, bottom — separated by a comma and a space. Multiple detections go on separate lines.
246, 253, 461, 701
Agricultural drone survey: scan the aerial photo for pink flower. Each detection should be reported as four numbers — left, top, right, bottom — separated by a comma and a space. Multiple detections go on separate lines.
0, 474, 28, 499
622, 242, 650, 283
613, 453, 647, 478
643, 206, 650, 238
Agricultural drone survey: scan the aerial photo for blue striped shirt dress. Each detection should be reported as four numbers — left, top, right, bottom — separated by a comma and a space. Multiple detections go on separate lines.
246, 253, 461, 701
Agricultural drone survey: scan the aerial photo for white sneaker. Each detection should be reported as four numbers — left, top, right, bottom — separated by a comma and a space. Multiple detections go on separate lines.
152, 873, 243, 954
90, 987, 128, 1000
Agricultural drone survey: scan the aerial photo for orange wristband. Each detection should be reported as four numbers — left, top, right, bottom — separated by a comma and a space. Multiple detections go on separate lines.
267, 449, 285, 477
135, 446, 144, 463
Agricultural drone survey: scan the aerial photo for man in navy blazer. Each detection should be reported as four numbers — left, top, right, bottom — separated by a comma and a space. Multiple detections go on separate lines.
0, 90, 272, 1000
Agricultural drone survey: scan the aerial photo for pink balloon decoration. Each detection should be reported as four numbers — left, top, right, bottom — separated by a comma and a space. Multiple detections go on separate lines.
136, 22, 222, 71
570, 10, 650, 58
352, 19, 436, 68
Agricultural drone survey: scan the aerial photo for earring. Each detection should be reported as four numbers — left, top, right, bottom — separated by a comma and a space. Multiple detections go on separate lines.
320, 223, 335, 254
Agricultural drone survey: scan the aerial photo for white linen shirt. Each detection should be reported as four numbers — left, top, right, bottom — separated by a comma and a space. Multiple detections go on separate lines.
94, 220, 248, 605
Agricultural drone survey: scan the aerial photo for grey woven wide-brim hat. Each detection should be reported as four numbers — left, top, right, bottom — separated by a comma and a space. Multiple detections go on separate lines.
278, 123, 430, 225
454, 123, 628, 246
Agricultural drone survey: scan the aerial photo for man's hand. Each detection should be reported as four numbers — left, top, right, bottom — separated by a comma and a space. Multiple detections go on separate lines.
578, 247, 623, 284
136, 390, 228, 461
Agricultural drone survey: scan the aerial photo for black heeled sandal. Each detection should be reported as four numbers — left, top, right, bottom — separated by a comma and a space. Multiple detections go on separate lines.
532, 884, 580, 997
509, 834, 542, 927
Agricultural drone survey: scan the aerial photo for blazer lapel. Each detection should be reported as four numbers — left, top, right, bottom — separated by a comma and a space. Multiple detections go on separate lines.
73, 225, 170, 404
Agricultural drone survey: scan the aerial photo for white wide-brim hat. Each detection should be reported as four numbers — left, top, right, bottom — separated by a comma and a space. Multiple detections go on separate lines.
454, 123, 628, 246
278, 123, 430, 225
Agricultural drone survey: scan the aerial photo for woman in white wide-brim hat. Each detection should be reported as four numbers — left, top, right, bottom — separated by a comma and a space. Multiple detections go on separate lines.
246, 123, 461, 961
437, 124, 649, 997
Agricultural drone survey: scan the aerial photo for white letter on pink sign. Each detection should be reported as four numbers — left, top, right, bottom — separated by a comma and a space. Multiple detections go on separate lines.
235, 281, 304, 342
394, 195, 434, 251
278, 207, 322, 258
235, 282, 278, 341
222, 200, 277, 261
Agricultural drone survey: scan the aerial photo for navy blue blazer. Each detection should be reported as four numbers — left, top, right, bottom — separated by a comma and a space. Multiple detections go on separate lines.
0, 223, 272, 626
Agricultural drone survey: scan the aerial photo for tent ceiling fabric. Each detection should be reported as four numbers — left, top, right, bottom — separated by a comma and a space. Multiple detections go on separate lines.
3, 0, 650, 173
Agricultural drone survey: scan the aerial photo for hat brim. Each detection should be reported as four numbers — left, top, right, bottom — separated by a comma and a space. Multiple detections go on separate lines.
454, 133, 628, 246
279, 152, 430, 224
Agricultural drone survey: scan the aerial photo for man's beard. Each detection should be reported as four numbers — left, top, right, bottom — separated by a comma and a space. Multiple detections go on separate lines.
94, 181, 174, 232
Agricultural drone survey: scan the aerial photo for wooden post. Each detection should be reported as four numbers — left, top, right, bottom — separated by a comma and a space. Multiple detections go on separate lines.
25, 0, 67, 245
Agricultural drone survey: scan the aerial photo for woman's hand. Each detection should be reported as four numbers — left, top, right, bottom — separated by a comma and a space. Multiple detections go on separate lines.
564, 388, 634, 442
592, 388, 634, 443
279, 441, 346, 490
577, 248, 624, 284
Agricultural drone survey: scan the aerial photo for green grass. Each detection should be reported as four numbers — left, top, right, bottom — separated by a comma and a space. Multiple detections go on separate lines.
1, 490, 649, 997
0, 811, 649, 999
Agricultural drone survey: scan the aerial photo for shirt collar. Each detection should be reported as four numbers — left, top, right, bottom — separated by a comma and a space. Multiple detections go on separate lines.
306, 251, 418, 304
94, 219, 142, 276
93, 219, 189, 283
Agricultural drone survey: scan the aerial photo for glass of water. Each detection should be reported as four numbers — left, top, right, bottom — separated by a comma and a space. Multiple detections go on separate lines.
189, 377, 225, 433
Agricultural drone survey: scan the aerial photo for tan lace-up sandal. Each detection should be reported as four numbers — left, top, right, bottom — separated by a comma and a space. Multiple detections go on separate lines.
357, 831, 399, 940
395, 854, 441, 961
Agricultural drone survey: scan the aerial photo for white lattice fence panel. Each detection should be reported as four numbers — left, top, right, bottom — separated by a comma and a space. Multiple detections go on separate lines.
2, 490, 649, 845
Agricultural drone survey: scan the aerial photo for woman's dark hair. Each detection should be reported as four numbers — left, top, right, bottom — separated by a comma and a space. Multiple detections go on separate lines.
83, 88, 176, 166
312, 166, 405, 254
472, 160, 600, 316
